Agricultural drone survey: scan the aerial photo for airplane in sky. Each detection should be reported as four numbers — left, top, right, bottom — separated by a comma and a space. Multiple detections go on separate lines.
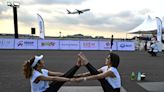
66, 9, 90, 14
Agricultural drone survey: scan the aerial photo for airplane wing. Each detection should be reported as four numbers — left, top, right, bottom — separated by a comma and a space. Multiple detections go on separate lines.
75, 9, 90, 14
66, 9, 71, 14
67, 9, 90, 14
76, 9, 90, 14
80, 9, 90, 12
66, 9, 78, 14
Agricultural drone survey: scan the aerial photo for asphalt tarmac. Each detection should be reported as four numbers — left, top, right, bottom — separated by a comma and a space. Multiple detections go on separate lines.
0, 50, 164, 92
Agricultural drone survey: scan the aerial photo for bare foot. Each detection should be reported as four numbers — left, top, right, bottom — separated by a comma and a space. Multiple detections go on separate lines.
76, 56, 81, 66
78, 52, 89, 66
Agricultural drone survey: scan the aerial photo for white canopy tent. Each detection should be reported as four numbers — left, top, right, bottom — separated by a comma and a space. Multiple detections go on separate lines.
128, 15, 164, 51
128, 15, 164, 34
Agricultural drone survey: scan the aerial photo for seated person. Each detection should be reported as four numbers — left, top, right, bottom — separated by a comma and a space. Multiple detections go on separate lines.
75, 52, 121, 92
148, 42, 159, 56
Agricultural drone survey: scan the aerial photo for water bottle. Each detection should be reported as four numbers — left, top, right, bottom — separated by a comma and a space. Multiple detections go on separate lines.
130, 72, 135, 80
137, 72, 141, 81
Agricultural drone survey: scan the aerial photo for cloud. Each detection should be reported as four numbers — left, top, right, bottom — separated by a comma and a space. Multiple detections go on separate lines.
15, 8, 148, 33
46, 10, 145, 32
138, 8, 152, 15
110, 11, 143, 31
38, 8, 52, 14
0, 0, 153, 35
0, 4, 7, 15
0, 5, 35, 26
0, 5, 11, 19
23, 0, 86, 5
18, 11, 36, 26
0, 14, 11, 19
0, 7, 5, 14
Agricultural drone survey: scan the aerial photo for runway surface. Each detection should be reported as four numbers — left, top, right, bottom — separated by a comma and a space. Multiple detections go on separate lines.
58, 86, 127, 92
0, 50, 164, 92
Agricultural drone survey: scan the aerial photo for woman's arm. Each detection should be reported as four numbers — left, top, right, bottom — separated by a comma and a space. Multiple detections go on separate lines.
48, 71, 64, 76
74, 72, 91, 77
84, 70, 116, 80
35, 75, 70, 82
75, 68, 103, 77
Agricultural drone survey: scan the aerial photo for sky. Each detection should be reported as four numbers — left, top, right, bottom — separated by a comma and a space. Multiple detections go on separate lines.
0, 0, 164, 38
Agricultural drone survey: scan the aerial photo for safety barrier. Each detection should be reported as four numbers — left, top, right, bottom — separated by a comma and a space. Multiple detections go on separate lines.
0, 38, 135, 51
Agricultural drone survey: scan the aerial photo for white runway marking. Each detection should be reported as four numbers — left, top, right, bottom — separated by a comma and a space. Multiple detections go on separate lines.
58, 86, 127, 92
138, 82, 164, 92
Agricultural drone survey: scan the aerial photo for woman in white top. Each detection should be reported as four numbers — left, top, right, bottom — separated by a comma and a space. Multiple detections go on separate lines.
75, 52, 121, 92
148, 41, 159, 56
23, 55, 80, 92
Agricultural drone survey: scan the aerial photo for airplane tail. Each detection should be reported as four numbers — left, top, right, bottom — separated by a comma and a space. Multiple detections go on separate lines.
75, 9, 82, 14
66, 9, 71, 14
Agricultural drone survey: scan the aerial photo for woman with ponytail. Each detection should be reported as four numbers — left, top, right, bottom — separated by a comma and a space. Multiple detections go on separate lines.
74, 52, 121, 92
23, 55, 81, 92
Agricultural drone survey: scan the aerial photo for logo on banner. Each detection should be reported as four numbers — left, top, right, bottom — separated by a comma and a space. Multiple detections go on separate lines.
17, 41, 34, 47
17, 41, 23, 46
24, 41, 34, 46
105, 42, 111, 46
41, 42, 55, 46
61, 43, 78, 46
120, 44, 132, 48
83, 43, 95, 47
0, 40, 10, 46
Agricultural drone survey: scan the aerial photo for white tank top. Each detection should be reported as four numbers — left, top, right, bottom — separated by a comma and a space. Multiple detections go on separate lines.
30, 69, 49, 92
100, 66, 121, 89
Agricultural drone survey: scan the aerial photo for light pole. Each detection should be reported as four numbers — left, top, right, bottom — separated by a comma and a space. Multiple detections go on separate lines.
59, 31, 61, 38
59, 31, 61, 50
126, 33, 127, 39
7, 2, 20, 38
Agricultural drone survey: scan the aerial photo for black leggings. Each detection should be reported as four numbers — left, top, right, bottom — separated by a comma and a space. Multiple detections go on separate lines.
44, 65, 79, 92
148, 49, 157, 56
86, 63, 120, 92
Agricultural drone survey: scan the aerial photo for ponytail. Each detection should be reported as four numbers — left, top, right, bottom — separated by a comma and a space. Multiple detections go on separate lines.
23, 57, 35, 79
110, 53, 120, 68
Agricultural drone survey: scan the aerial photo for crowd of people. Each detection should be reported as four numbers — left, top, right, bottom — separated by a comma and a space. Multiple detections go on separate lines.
135, 36, 160, 56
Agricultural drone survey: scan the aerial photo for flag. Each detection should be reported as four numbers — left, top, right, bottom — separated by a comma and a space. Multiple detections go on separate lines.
156, 17, 162, 42
37, 14, 45, 39
156, 17, 162, 52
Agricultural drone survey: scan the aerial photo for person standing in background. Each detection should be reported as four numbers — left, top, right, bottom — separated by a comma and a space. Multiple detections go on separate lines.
110, 35, 114, 52
148, 36, 159, 56
144, 40, 147, 51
